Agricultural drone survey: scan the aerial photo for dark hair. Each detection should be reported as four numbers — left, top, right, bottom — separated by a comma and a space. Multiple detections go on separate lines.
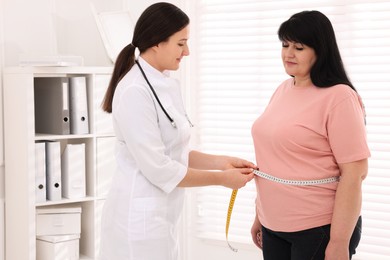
278, 10, 356, 91
102, 2, 190, 113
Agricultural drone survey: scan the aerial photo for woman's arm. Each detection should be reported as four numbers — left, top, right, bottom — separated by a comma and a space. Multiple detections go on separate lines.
325, 158, 368, 260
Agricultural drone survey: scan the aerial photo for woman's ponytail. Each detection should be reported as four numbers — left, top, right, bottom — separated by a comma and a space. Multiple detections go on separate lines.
101, 43, 136, 113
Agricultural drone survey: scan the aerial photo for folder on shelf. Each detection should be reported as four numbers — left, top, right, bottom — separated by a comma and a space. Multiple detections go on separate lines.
45, 141, 62, 201
69, 77, 89, 134
61, 143, 86, 199
35, 142, 46, 203
34, 77, 70, 135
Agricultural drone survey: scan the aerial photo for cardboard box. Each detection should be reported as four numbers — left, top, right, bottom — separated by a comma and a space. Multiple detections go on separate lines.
37, 234, 80, 260
36, 207, 81, 236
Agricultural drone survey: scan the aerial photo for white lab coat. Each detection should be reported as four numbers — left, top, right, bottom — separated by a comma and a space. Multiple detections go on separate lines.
99, 57, 191, 260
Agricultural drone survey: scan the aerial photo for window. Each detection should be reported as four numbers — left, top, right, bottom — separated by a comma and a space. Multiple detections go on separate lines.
191, 0, 390, 258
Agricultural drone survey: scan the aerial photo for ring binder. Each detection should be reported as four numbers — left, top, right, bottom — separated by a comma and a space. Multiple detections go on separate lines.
35, 142, 46, 203
61, 143, 86, 199
69, 77, 89, 134
45, 141, 62, 201
34, 78, 70, 135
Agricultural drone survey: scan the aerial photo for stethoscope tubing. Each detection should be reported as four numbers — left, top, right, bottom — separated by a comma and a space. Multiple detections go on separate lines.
135, 60, 177, 128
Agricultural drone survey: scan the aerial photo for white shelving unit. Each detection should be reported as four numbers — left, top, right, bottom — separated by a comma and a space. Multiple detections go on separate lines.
3, 66, 116, 260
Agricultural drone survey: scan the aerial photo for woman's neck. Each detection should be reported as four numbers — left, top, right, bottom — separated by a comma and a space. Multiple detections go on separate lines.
140, 52, 163, 72
293, 76, 313, 88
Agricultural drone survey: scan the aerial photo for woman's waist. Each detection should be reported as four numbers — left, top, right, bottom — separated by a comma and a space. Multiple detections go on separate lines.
254, 169, 339, 186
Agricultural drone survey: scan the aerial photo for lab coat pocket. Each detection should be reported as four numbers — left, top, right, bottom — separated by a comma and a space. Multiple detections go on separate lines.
129, 197, 169, 241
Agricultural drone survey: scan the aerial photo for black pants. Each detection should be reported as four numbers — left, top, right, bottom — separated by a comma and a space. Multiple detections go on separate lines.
262, 216, 362, 260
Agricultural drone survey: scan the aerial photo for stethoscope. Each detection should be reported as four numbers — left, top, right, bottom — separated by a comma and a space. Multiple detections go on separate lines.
135, 60, 194, 129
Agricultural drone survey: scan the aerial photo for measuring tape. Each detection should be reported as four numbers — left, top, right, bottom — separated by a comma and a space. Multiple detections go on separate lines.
225, 188, 239, 252
225, 169, 340, 252
253, 169, 340, 186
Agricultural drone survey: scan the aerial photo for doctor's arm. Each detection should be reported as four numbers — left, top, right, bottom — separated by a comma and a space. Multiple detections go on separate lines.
176, 151, 256, 189
188, 150, 256, 170
177, 167, 254, 189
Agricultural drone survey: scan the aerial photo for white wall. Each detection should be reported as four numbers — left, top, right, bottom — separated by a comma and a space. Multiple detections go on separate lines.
2, 0, 186, 66
2, 0, 122, 66
0, 0, 6, 259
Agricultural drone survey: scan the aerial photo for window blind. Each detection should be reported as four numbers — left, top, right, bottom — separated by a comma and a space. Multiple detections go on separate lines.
192, 0, 390, 258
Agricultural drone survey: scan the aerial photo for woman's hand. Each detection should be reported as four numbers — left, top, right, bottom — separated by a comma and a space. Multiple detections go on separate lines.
251, 214, 263, 249
325, 240, 349, 260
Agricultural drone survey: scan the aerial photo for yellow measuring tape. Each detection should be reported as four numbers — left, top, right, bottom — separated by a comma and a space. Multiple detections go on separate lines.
225, 188, 238, 252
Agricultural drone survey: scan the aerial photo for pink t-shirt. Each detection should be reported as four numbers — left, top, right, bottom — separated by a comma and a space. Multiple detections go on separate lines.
251, 78, 370, 232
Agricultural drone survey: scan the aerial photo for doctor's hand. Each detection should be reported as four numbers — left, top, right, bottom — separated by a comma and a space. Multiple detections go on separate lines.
218, 155, 257, 171
220, 168, 254, 189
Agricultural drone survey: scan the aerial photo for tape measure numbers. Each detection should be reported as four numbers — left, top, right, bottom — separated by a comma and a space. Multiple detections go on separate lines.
253, 170, 340, 186
225, 169, 340, 252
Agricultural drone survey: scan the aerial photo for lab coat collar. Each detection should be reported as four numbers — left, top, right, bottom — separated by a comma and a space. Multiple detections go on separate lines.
137, 56, 171, 79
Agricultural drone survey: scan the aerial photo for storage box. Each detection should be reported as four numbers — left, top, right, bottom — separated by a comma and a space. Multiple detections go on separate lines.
36, 207, 81, 236
36, 234, 80, 260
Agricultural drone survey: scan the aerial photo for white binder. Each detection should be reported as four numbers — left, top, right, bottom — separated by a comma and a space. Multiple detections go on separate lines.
69, 77, 89, 134
35, 142, 46, 203
45, 141, 62, 201
34, 78, 70, 135
61, 143, 86, 199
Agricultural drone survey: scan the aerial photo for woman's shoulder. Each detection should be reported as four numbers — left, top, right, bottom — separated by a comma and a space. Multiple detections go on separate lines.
116, 69, 149, 94
272, 78, 294, 93
321, 84, 358, 100
318, 84, 363, 112
327, 84, 355, 93
113, 72, 152, 110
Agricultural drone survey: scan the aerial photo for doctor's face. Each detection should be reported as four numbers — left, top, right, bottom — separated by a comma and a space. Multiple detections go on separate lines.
155, 25, 190, 71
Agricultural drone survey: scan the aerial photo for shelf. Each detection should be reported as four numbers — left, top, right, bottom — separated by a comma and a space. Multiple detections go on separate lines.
3, 66, 115, 260
35, 133, 94, 141
36, 196, 95, 207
